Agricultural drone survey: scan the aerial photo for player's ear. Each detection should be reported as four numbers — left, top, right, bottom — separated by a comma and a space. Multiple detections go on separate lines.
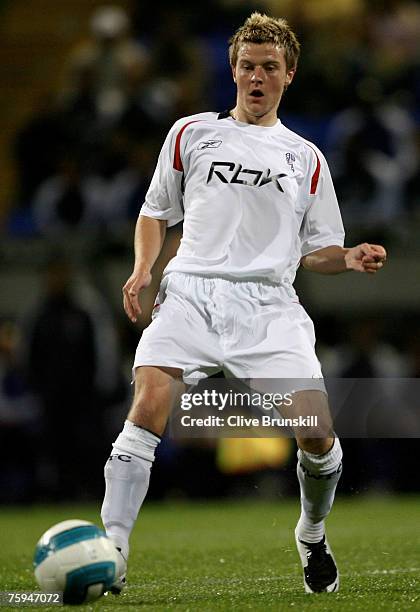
285, 68, 296, 89
231, 63, 237, 84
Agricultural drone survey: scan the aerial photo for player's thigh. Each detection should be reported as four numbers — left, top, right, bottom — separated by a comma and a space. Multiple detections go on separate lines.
134, 274, 222, 380
128, 365, 186, 435
227, 296, 323, 379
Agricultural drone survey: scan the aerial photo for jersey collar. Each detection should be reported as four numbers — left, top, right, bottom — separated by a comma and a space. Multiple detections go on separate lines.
217, 110, 282, 129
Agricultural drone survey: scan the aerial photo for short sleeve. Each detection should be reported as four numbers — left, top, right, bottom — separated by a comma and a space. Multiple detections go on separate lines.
140, 121, 185, 228
299, 145, 345, 256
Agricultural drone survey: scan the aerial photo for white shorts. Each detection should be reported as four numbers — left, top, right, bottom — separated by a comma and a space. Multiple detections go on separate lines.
133, 272, 322, 383
134, 273, 323, 383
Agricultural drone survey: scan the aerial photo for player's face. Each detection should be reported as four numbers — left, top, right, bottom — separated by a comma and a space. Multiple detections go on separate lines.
232, 43, 295, 126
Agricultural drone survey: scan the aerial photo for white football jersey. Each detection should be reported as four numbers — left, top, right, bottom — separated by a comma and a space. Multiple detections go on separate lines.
140, 111, 344, 288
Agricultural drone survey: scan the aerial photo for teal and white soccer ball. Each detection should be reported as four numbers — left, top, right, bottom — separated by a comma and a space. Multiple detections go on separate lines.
34, 519, 119, 605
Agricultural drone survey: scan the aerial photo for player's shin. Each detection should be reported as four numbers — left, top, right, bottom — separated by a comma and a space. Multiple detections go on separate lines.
296, 437, 342, 543
101, 420, 161, 559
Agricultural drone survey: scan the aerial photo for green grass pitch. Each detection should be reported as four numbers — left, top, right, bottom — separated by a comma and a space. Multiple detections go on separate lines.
0, 496, 419, 611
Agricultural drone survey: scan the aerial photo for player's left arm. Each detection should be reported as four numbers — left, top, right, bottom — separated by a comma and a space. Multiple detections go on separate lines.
300, 145, 386, 275
301, 243, 387, 275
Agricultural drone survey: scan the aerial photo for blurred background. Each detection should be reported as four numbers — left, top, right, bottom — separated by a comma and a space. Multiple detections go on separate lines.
0, 0, 419, 504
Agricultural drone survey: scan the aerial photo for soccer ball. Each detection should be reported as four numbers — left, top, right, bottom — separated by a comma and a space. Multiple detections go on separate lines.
34, 519, 119, 605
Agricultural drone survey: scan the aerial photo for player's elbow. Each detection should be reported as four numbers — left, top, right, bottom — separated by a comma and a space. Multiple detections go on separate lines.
300, 255, 310, 270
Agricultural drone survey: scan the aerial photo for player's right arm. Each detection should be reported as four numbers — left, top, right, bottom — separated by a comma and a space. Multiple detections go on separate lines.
123, 216, 167, 322
122, 119, 187, 323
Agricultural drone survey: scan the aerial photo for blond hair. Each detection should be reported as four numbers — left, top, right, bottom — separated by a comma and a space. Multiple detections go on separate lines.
229, 12, 300, 71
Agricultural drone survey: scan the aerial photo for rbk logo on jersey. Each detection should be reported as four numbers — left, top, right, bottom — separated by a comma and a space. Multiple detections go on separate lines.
207, 161, 287, 192
197, 140, 222, 150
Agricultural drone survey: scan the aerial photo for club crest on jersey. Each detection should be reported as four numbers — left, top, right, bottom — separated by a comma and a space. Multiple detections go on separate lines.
207, 161, 287, 192
286, 152, 295, 172
197, 140, 222, 150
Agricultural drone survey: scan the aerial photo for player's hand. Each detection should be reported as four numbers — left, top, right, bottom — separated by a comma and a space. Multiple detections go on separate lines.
345, 243, 387, 274
122, 268, 152, 322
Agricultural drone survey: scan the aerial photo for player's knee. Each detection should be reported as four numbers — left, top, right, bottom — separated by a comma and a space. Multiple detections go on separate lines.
297, 436, 335, 455
127, 394, 162, 432
128, 366, 184, 434
127, 386, 169, 435
297, 437, 343, 478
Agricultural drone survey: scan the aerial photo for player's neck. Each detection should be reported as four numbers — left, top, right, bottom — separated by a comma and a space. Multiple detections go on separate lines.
230, 107, 278, 127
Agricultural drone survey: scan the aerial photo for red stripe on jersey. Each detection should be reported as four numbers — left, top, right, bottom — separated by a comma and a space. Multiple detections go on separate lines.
306, 144, 321, 195
311, 154, 321, 194
173, 120, 201, 171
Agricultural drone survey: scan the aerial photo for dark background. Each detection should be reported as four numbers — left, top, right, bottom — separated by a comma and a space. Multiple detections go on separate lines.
0, 0, 419, 503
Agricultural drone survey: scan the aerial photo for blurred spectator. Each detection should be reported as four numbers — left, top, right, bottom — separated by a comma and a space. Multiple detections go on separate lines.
84, 134, 158, 226
13, 93, 66, 208
32, 154, 91, 233
31, 133, 156, 234
22, 256, 124, 500
366, 0, 420, 109
326, 85, 419, 226
0, 319, 40, 502
63, 5, 150, 123
134, 5, 209, 121
320, 316, 409, 378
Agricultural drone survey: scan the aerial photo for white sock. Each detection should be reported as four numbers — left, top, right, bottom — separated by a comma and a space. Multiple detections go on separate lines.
296, 438, 343, 544
101, 420, 160, 559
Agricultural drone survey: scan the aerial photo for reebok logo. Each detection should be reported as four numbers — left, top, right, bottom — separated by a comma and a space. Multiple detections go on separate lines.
198, 140, 222, 150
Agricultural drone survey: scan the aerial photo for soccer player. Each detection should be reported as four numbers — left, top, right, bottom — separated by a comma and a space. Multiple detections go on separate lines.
101, 13, 387, 594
